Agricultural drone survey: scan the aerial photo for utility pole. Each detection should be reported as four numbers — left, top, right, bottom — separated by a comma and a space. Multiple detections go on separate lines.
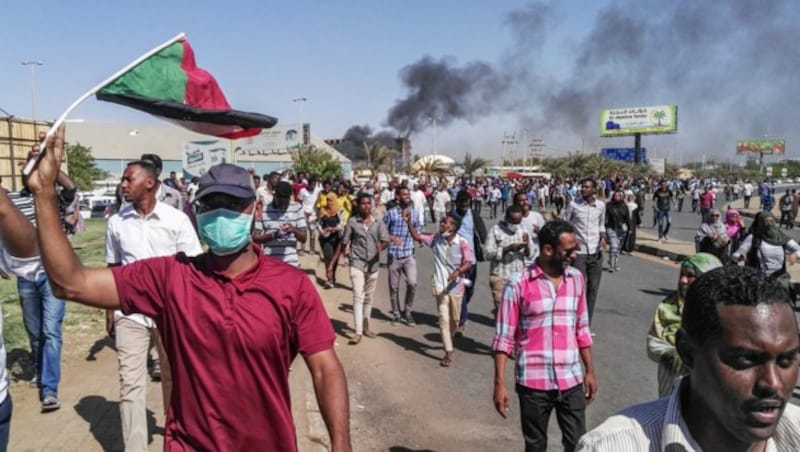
428, 116, 439, 156
292, 97, 307, 144
21, 61, 43, 129
530, 138, 545, 163
501, 132, 517, 166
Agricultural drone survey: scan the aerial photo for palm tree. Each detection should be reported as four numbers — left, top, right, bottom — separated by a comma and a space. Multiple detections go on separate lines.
413, 157, 451, 179
462, 152, 492, 177
363, 143, 393, 178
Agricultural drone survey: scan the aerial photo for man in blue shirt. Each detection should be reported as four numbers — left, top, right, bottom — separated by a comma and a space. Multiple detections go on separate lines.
384, 187, 420, 326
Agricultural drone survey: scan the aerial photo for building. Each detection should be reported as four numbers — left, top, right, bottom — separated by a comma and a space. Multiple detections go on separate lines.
66, 121, 351, 180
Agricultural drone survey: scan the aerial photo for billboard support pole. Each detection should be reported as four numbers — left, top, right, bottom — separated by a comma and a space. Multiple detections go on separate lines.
634, 133, 642, 164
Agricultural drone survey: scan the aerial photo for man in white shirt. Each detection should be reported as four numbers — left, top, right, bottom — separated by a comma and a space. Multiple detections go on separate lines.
0, 188, 48, 449
298, 178, 322, 255
410, 184, 428, 229
564, 178, 606, 324
140, 153, 184, 211
432, 182, 452, 226
578, 266, 800, 451
513, 191, 545, 264
743, 180, 754, 209
105, 161, 202, 451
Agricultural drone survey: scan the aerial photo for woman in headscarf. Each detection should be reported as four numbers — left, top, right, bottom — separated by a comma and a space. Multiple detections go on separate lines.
604, 190, 630, 272
622, 191, 638, 253
694, 208, 729, 263
318, 182, 343, 289
732, 211, 800, 286
646, 253, 723, 397
724, 208, 746, 255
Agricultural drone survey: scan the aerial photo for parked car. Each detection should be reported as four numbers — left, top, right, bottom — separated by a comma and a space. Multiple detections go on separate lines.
80, 196, 117, 219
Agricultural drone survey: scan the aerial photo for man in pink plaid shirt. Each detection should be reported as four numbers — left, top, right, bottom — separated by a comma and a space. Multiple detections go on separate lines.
492, 219, 597, 452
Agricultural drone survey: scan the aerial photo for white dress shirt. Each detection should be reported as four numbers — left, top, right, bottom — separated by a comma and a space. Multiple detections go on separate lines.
105, 201, 203, 327
577, 378, 800, 451
564, 197, 606, 255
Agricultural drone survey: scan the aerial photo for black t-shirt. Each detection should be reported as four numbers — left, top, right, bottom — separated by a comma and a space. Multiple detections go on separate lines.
654, 188, 673, 211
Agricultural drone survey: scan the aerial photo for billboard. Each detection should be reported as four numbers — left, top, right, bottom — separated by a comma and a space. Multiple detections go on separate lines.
649, 158, 666, 174
182, 140, 228, 178
736, 139, 785, 154
233, 123, 307, 161
600, 105, 677, 136
600, 147, 648, 163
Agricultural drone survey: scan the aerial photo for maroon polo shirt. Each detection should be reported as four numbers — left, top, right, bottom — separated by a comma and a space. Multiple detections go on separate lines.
112, 246, 335, 451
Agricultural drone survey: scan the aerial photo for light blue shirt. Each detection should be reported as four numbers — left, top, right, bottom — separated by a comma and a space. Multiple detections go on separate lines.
455, 209, 477, 264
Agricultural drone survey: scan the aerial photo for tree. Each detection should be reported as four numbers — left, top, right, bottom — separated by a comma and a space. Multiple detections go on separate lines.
364, 143, 394, 177
462, 152, 491, 177
291, 145, 343, 181
66, 142, 109, 190
653, 109, 667, 126
412, 157, 451, 179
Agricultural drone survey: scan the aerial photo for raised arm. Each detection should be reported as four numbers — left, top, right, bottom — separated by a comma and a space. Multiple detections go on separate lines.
27, 125, 119, 309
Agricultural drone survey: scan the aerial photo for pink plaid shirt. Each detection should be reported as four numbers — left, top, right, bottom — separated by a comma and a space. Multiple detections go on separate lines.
492, 262, 593, 391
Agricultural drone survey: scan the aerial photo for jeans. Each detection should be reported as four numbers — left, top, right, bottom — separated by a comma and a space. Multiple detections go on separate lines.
388, 255, 417, 317
0, 395, 11, 451
573, 253, 602, 324
606, 228, 624, 269
18, 274, 65, 398
655, 209, 672, 239
350, 268, 378, 335
517, 383, 586, 452
458, 265, 478, 326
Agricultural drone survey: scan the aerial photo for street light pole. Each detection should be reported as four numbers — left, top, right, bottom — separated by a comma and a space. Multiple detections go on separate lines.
21, 61, 43, 124
427, 116, 439, 156
293, 97, 307, 145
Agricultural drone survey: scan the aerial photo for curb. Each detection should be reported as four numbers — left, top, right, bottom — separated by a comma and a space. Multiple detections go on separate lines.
633, 243, 689, 262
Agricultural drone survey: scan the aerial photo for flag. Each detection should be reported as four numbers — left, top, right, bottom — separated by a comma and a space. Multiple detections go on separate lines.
96, 38, 276, 139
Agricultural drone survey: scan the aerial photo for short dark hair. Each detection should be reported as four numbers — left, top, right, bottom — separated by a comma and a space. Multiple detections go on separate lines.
682, 266, 793, 344
126, 160, 158, 180
395, 186, 409, 196
506, 205, 523, 216
445, 212, 462, 231
455, 190, 471, 204
140, 153, 163, 173
537, 219, 576, 250
580, 177, 597, 189
356, 192, 373, 205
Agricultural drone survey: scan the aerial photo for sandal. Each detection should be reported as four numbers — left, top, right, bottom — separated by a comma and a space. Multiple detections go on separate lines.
363, 329, 378, 338
440, 354, 453, 367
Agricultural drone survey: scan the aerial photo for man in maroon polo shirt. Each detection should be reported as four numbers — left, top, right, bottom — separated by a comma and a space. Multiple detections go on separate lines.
26, 125, 351, 451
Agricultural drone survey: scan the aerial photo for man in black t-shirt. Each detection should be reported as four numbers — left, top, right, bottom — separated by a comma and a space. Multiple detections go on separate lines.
653, 180, 674, 241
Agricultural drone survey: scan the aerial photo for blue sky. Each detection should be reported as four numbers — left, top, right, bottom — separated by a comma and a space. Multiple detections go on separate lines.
2, 1, 798, 165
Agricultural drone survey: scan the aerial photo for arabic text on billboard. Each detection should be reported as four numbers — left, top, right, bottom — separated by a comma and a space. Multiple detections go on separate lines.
600, 105, 677, 137
736, 139, 786, 155
234, 123, 304, 161
183, 140, 227, 178
600, 148, 648, 163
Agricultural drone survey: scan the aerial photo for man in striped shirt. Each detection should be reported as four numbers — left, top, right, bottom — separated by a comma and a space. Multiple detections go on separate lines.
493, 219, 597, 452
577, 265, 800, 451
252, 181, 307, 267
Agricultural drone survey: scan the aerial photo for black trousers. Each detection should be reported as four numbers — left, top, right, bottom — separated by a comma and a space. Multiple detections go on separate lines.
517, 383, 586, 452
573, 253, 603, 323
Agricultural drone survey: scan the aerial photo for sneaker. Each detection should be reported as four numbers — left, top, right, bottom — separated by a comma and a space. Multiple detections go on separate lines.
405, 312, 416, 327
41, 395, 61, 412
151, 361, 162, 382
608, 267, 615, 273
323, 281, 334, 289
391, 315, 402, 326
614, 266, 621, 272
349, 334, 362, 345
29, 376, 39, 388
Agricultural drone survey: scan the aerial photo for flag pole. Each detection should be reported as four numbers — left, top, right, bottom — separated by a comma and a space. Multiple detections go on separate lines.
24, 32, 187, 176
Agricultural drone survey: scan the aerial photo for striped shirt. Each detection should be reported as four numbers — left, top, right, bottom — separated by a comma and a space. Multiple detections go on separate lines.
383, 205, 419, 259
8, 192, 36, 226
418, 233, 472, 296
254, 201, 306, 267
484, 222, 534, 279
577, 378, 800, 451
492, 262, 592, 391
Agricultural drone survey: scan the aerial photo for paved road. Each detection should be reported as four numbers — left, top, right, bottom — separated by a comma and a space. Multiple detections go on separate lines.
325, 214, 683, 451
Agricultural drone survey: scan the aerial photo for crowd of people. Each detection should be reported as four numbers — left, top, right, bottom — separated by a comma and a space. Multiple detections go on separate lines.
0, 125, 796, 452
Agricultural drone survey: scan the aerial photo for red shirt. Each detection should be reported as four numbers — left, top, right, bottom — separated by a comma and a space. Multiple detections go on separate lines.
699, 191, 715, 209
292, 181, 307, 202
112, 246, 335, 451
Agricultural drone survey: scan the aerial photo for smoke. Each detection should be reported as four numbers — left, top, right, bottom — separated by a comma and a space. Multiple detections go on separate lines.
381, 0, 800, 158
385, 56, 511, 136
335, 125, 399, 161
